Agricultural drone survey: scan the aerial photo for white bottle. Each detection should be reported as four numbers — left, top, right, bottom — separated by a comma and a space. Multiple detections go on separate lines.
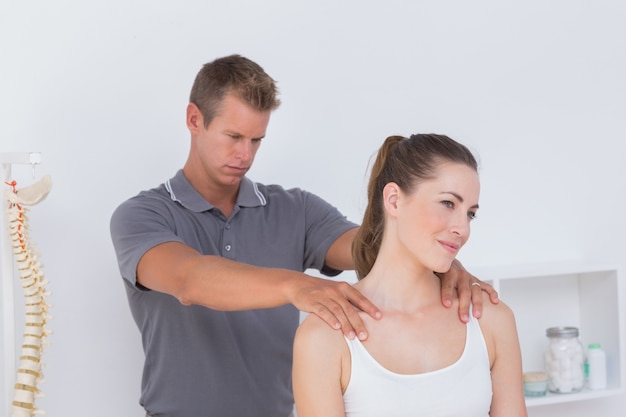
586, 343, 607, 390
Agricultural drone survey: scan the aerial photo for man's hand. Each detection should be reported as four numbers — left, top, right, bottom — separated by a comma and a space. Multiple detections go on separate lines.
291, 275, 381, 341
440, 259, 499, 322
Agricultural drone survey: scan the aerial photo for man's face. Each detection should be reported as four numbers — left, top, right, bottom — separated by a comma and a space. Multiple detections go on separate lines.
186, 94, 271, 190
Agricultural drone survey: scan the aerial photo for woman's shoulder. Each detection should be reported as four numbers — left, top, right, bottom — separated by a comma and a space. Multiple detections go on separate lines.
296, 312, 346, 346
293, 313, 350, 375
475, 293, 518, 345
297, 313, 342, 338
479, 292, 516, 325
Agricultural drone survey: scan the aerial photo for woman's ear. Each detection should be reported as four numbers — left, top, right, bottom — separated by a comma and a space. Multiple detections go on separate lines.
382, 182, 401, 217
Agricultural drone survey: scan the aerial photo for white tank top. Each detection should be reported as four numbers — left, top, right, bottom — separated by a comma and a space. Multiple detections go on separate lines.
343, 312, 492, 417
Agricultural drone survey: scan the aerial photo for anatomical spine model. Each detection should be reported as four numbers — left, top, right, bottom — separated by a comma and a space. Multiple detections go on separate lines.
4, 175, 52, 417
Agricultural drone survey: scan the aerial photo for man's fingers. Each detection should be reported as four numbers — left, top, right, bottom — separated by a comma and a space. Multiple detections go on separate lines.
310, 284, 380, 340
457, 282, 471, 323
440, 279, 456, 308
481, 281, 500, 304
437, 259, 500, 321
470, 282, 484, 319
294, 278, 381, 340
344, 287, 381, 340
345, 285, 381, 321
310, 300, 353, 336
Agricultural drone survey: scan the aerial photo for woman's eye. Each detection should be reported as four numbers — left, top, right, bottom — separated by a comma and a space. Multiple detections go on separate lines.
468, 211, 477, 220
442, 200, 454, 208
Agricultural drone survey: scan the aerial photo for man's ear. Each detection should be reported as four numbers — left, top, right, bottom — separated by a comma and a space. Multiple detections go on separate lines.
186, 103, 203, 132
382, 182, 401, 217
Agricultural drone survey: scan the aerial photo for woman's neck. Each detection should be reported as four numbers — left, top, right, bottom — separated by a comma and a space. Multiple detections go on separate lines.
355, 250, 441, 313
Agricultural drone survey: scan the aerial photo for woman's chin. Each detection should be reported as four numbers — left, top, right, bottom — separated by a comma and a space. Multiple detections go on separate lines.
432, 261, 454, 274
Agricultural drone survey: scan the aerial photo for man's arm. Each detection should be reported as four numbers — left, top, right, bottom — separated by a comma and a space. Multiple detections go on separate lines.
137, 240, 380, 339
324, 227, 359, 271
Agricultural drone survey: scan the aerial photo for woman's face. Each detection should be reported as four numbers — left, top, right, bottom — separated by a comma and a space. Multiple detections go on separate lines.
393, 161, 480, 273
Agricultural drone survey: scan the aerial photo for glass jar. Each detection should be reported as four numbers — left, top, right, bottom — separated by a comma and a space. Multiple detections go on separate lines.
544, 326, 585, 393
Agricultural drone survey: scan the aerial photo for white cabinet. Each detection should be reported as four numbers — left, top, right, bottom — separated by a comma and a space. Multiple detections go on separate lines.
468, 262, 625, 407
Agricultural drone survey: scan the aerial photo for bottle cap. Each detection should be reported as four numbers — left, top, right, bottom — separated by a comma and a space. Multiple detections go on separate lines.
588, 343, 602, 349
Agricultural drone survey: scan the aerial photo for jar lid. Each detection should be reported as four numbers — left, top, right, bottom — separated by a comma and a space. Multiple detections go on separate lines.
523, 371, 548, 382
546, 326, 579, 337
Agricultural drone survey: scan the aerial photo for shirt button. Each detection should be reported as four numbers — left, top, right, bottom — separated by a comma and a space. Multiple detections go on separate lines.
225, 223, 231, 229
224, 244, 232, 251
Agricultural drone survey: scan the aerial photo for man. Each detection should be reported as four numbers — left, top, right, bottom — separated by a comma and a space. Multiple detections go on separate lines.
110, 54, 497, 417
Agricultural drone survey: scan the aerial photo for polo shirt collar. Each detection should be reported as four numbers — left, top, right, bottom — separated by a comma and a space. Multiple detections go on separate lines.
165, 169, 266, 213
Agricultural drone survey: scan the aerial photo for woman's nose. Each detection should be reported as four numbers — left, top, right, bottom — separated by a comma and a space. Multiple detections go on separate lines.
451, 215, 470, 238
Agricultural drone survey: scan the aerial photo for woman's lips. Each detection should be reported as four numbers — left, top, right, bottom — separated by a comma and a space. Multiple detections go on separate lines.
439, 240, 460, 255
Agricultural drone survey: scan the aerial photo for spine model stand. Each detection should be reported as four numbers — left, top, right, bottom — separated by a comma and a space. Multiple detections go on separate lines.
4, 175, 52, 417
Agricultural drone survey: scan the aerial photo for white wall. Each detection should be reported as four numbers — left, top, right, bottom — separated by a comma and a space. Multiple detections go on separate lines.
1, 1, 625, 416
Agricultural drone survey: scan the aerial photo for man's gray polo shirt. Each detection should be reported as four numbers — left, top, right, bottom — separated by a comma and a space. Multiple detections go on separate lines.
110, 169, 357, 417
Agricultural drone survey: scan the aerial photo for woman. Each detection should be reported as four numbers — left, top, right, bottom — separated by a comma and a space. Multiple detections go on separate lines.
293, 134, 527, 417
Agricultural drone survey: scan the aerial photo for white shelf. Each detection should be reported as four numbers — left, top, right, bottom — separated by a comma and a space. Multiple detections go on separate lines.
525, 387, 624, 407
468, 261, 625, 408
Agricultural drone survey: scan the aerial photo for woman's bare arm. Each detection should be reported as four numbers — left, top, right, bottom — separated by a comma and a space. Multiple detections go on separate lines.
293, 314, 348, 417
